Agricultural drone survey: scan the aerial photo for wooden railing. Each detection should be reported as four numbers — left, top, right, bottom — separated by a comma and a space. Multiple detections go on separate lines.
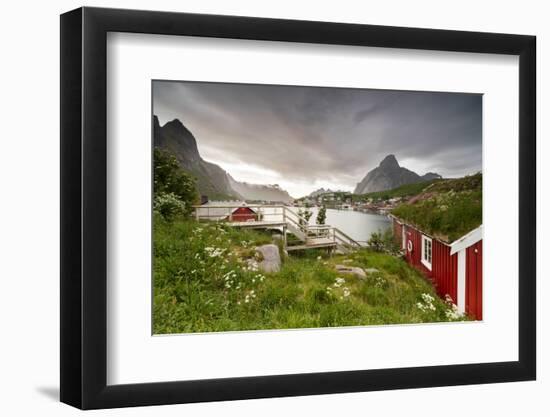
192, 204, 362, 250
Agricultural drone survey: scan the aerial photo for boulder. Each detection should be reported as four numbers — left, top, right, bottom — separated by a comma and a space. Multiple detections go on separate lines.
255, 244, 281, 273
365, 268, 380, 274
334, 264, 367, 279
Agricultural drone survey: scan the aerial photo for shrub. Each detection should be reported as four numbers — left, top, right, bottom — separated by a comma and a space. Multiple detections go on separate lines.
154, 147, 198, 216
154, 192, 187, 220
367, 228, 400, 253
316, 205, 327, 225
367, 231, 384, 251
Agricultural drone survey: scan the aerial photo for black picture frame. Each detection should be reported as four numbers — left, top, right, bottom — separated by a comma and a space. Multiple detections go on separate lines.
60, 6, 536, 410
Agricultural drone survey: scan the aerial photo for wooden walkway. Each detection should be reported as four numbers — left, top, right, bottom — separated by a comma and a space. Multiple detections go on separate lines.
285, 237, 338, 252
193, 204, 361, 253
227, 220, 287, 229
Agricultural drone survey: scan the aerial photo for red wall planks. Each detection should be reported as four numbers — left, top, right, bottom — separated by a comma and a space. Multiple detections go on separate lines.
402, 224, 458, 303
394, 219, 482, 317
432, 240, 458, 303
466, 240, 483, 320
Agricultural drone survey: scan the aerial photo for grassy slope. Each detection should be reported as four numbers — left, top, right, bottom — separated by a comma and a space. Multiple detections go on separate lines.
391, 173, 482, 242
153, 216, 464, 334
357, 179, 441, 201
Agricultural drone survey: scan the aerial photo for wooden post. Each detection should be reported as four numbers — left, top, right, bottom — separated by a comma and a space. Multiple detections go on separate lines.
283, 225, 287, 249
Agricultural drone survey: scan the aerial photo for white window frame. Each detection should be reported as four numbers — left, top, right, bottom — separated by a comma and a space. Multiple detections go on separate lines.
421, 235, 433, 270
402, 225, 407, 250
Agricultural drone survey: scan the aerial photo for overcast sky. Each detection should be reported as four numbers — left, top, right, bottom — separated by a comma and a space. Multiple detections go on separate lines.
153, 80, 482, 198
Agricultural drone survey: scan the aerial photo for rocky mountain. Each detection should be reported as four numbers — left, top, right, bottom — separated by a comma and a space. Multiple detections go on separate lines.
421, 172, 443, 181
354, 154, 442, 194
154, 116, 236, 200
154, 116, 293, 202
228, 176, 293, 203
307, 188, 335, 198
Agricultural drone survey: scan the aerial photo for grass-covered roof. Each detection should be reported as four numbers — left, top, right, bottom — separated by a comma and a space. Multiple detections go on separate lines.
391, 173, 482, 243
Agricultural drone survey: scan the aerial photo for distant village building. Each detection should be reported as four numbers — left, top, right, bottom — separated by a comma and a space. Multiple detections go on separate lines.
390, 215, 483, 320
229, 206, 257, 222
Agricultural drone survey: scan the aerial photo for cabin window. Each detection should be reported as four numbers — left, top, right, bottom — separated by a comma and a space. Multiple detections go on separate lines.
421, 235, 432, 270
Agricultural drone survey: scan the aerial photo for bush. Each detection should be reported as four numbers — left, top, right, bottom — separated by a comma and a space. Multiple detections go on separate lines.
316, 205, 327, 225
154, 192, 187, 220
367, 228, 399, 253
367, 231, 385, 251
154, 147, 198, 216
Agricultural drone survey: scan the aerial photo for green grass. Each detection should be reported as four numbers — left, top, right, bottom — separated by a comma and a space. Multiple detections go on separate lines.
153, 216, 466, 334
356, 180, 442, 201
392, 173, 482, 242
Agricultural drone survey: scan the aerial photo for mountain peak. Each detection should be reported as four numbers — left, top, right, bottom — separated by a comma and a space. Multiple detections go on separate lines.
379, 154, 399, 169
153, 117, 293, 202
163, 118, 186, 131
354, 155, 440, 194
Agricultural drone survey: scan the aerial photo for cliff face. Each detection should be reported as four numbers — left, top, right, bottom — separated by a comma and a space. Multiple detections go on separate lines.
154, 116, 237, 199
153, 116, 293, 202
354, 155, 441, 194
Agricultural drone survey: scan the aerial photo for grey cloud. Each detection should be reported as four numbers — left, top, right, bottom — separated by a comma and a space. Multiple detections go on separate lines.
153, 81, 482, 187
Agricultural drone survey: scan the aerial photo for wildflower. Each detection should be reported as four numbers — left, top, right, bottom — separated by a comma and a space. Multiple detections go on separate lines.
421, 293, 435, 303
333, 277, 345, 288
445, 302, 463, 320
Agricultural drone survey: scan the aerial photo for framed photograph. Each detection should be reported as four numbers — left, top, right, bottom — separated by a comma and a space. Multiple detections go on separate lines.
60, 7, 536, 409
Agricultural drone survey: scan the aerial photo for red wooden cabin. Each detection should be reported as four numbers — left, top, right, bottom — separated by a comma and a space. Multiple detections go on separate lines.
390, 215, 483, 320
228, 206, 257, 222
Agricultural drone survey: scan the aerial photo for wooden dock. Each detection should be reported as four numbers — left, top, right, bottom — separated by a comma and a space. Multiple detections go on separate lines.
192, 204, 361, 253
226, 220, 287, 229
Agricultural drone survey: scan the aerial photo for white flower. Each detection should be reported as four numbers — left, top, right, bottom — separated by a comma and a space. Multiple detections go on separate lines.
421, 293, 435, 303
333, 277, 345, 288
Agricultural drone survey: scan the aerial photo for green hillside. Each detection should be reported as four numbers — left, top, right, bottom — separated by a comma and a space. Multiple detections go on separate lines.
392, 173, 482, 242
357, 179, 442, 201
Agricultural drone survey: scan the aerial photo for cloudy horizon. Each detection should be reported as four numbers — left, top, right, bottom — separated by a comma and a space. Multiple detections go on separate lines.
153, 80, 482, 198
